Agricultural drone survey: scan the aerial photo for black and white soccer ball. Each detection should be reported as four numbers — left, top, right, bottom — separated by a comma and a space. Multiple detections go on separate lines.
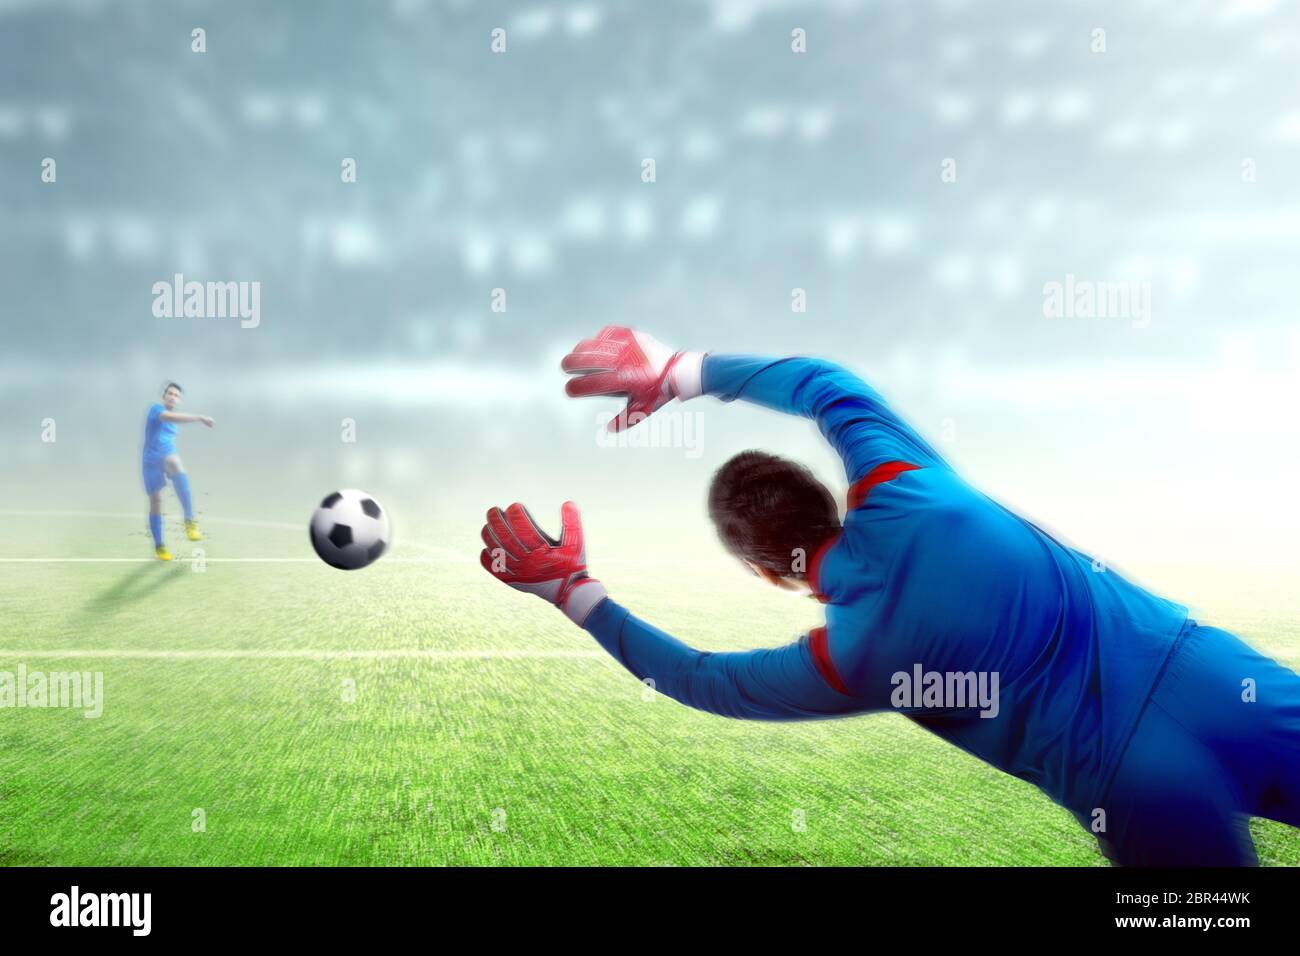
310, 489, 391, 570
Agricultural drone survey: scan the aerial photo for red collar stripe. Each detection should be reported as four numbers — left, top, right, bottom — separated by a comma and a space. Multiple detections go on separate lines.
809, 461, 921, 601
807, 535, 838, 604
808, 626, 851, 695
847, 460, 922, 511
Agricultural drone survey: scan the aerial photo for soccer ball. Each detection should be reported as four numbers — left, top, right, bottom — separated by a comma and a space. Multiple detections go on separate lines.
310, 489, 391, 570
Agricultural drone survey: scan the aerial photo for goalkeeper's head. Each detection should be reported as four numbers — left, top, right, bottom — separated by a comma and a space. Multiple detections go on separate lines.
708, 450, 840, 593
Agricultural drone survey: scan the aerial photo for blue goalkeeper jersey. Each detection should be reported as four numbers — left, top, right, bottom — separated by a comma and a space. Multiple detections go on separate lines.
584, 353, 1189, 814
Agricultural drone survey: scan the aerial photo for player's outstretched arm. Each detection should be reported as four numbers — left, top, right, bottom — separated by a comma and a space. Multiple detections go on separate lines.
479, 501, 609, 626
560, 326, 704, 433
562, 325, 945, 481
479, 501, 861, 720
160, 411, 215, 428
701, 354, 947, 481
582, 599, 862, 720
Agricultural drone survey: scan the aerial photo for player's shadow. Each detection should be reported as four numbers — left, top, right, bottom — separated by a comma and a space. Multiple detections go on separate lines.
81, 562, 182, 616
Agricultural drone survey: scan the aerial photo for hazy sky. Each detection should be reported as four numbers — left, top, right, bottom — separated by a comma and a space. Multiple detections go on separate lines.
2, 0, 1298, 610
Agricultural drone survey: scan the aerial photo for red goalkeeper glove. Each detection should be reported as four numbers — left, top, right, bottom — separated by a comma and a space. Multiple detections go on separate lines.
561, 325, 704, 432
479, 501, 608, 625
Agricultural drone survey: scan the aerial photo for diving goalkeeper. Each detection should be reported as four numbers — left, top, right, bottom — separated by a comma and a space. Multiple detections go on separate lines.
478, 325, 1300, 866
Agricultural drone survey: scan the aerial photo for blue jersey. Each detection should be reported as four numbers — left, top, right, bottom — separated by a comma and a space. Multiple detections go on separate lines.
584, 354, 1189, 814
143, 403, 177, 461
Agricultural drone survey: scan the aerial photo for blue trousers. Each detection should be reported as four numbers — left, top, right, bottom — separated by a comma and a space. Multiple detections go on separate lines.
1095, 623, 1300, 865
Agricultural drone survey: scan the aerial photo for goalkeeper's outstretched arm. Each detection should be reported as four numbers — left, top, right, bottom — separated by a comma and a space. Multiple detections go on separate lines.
582, 597, 862, 721
478, 501, 863, 721
697, 353, 948, 482
561, 326, 948, 482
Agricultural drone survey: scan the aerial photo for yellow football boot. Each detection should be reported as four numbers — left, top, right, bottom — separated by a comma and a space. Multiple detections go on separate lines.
155, 544, 173, 561
185, 519, 202, 542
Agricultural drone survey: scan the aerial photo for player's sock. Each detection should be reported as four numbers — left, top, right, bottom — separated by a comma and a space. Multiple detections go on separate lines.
172, 472, 194, 521
149, 513, 164, 547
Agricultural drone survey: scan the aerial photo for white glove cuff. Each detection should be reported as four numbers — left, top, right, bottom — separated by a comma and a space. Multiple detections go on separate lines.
670, 351, 706, 401
562, 579, 608, 626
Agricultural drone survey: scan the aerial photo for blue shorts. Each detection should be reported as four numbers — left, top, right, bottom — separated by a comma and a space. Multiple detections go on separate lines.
1095, 622, 1300, 865
142, 457, 168, 495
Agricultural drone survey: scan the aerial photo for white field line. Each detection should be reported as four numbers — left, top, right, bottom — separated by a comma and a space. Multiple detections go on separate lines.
0, 557, 452, 563
0, 508, 471, 563
0, 509, 715, 566
0, 509, 304, 531
0, 649, 605, 660
0, 511, 607, 662
0, 555, 712, 566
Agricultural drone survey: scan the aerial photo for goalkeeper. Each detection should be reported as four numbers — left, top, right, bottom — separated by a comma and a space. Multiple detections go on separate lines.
479, 325, 1300, 866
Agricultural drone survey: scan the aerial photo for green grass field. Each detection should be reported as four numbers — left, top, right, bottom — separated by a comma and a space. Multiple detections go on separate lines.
1, 510, 1298, 866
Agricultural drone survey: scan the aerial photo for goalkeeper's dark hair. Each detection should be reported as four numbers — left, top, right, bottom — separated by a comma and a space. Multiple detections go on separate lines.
708, 450, 841, 578
163, 382, 183, 395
